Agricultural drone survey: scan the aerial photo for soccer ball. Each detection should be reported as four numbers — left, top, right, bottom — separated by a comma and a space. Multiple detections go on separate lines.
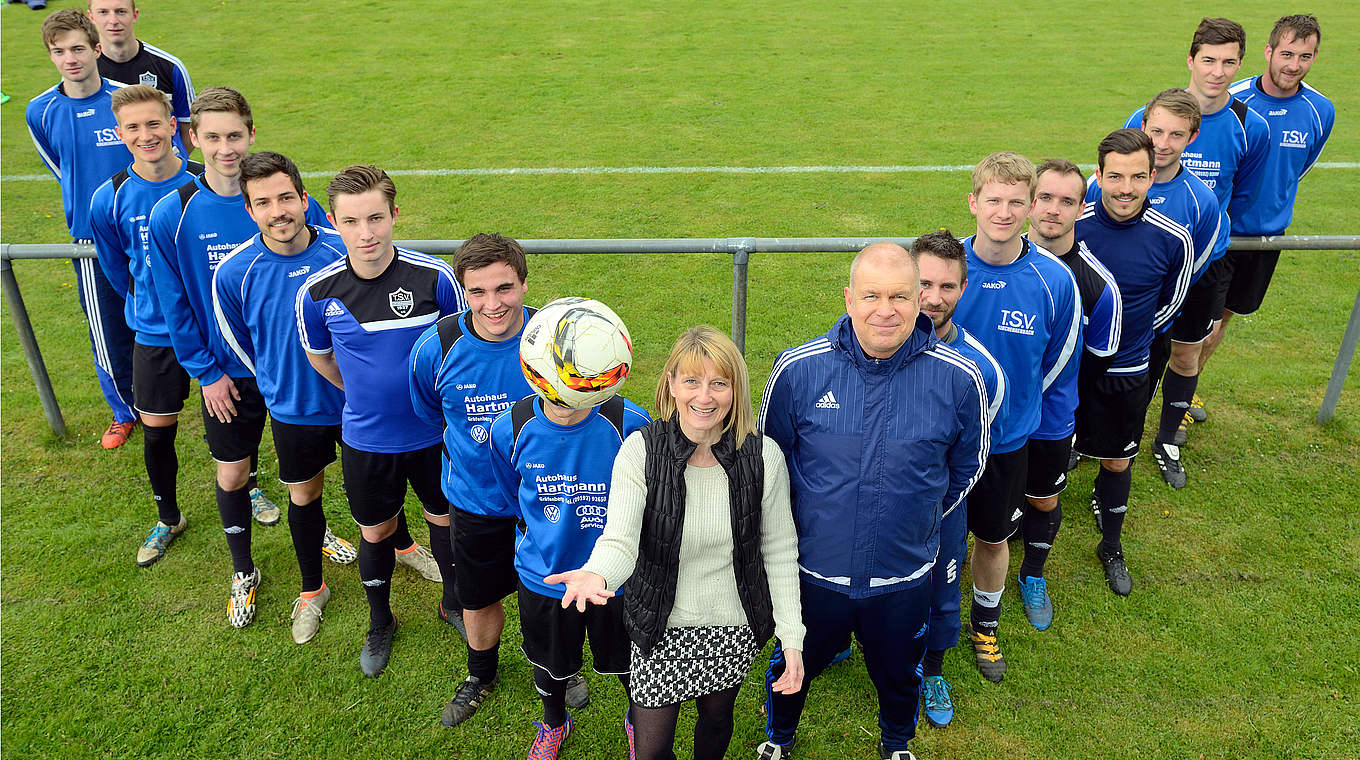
520, 297, 633, 409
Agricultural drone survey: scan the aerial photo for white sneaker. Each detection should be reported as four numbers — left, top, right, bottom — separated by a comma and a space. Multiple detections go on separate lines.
228, 567, 261, 628
395, 543, 441, 582
290, 584, 331, 644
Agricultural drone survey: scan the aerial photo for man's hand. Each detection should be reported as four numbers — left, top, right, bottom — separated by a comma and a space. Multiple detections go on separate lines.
201, 376, 240, 423
770, 648, 805, 694
542, 569, 612, 612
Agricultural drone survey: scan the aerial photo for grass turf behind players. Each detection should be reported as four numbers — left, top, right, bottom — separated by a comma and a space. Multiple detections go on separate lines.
2, 1, 1358, 757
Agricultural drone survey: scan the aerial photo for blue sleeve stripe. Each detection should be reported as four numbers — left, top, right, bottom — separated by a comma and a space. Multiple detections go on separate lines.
925, 346, 989, 515
1145, 209, 1195, 330
961, 331, 1006, 427
1032, 252, 1082, 391
210, 244, 257, 374
141, 43, 195, 97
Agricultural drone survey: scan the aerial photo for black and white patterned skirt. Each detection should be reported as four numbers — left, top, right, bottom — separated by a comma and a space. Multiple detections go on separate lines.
628, 625, 759, 708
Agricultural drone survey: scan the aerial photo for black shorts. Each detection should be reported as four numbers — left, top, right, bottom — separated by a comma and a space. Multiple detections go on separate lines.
453, 507, 519, 610
132, 343, 190, 416
966, 444, 1028, 544
518, 581, 630, 679
339, 442, 447, 528
1075, 373, 1150, 460
1223, 249, 1281, 316
201, 375, 268, 463
1025, 437, 1072, 500
270, 419, 341, 484
1171, 257, 1231, 344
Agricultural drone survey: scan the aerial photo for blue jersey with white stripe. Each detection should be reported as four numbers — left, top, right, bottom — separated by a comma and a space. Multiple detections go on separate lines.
211, 227, 347, 425
1086, 164, 1224, 278
1125, 99, 1269, 218
1228, 77, 1335, 235
953, 237, 1082, 452
25, 80, 133, 240
409, 308, 537, 518
297, 248, 467, 452
1075, 200, 1194, 375
489, 395, 650, 599
1039, 238, 1123, 439
89, 158, 202, 345
944, 325, 1008, 445
148, 174, 329, 385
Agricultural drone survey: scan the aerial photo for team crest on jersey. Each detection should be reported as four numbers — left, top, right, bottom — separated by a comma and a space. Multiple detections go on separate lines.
139, 72, 158, 87
543, 504, 560, 524
388, 288, 414, 317
469, 425, 489, 444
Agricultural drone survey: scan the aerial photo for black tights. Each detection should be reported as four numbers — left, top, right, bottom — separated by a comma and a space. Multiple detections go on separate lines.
630, 683, 742, 760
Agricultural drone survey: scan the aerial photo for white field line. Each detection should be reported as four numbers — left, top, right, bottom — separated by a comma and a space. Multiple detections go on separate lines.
3, 162, 1358, 182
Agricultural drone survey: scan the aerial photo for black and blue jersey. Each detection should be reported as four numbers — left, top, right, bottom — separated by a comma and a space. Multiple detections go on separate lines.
89, 157, 202, 345
97, 42, 195, 122
1075, 200, 1194, 375
212, 227, 347, 425
409, 307, 537, 518
1087, 163, 1225, 279
297, 248, 467, 453
488, 395, 650, 599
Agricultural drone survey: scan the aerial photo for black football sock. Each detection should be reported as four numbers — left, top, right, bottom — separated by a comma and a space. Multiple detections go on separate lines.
1157, 369, 1198, 442
289, 497, 326, 593
216, 484, 254, 575
247, 450, 260, 493
426, 518, 459, 610
1096, 467, 1132, 555
922, 647, 947, 678
390, 510, 415, 552
1019, 501, 1062, 580
359, 536, 396, 630
467, 641, 500, 683
142, 422, 181, 526
533, 666, 569, 727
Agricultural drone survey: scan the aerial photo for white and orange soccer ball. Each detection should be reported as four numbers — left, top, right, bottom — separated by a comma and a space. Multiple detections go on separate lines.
520, 297, 633, 409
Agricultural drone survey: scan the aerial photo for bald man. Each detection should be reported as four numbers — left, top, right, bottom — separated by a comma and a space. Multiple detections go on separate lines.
757, 242, 989, 760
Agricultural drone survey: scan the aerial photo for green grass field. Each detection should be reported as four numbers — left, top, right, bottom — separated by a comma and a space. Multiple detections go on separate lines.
2, 1, 1358, 758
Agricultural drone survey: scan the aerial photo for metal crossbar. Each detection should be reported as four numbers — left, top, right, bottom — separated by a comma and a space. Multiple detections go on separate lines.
3, 235, 1357, 435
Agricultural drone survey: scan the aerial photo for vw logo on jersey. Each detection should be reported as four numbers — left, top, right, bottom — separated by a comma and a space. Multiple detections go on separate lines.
470, 425, 489, 444
139, 72, 158, 87
544, 504, 561, 524
389, 287, 414, 317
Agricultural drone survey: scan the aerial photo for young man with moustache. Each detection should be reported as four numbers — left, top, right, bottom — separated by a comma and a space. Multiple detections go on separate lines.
147, 88, 356, 628
951, 152, 1082, 683
1123, 18, 1270, 444
758, 242, 987, 760
1107, 90, 1225, 489
1074, 130, 1194, 597
298, 165, 467, 676
88, 0, 195, 148
1022, 159, 1122, 625
211, 152, 354, 644
89, 84, 202, 566
1206, 15, 1335, 382
911, 230, 1007, 729
26, 9, 139, 450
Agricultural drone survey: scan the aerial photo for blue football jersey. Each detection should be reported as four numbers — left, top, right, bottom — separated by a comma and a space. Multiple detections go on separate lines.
297, 248, 467, 452
148, 174, 330, 385
1228, 76, 1335, 235
488, 395, 650, 599
26, 80, 134, 240
1087, 165, 1225, 279
953, 237, 1082, 453
89, 157, 202, 345
212, 227, 347, 425
409, 307, 537, 518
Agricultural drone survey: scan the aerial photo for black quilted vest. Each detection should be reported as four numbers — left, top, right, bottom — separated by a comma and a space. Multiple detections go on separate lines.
626, 418, 775, 656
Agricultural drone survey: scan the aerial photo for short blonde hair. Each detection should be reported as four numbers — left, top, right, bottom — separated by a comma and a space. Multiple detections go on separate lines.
189, 86, 252, 133
1144, 88, 1202, 134
653, 325, 756, 442
971, 151, 1037, 200
111, 84, 171, 121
